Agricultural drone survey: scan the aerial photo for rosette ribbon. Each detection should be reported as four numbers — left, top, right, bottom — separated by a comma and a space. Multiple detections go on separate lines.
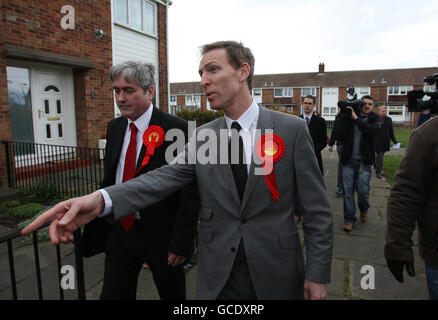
255, 133, 286, 202
135, 125, 165, 175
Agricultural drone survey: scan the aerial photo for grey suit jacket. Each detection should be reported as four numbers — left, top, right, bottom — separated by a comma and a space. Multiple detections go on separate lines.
105, 105, 333, 300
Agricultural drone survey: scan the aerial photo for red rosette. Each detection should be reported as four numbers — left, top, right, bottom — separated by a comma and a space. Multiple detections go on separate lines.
255, 133, 286, 202
135, 125, 165, 175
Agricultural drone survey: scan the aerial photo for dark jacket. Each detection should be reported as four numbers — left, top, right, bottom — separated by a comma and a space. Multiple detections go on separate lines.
374, 115, 397, 153
300, 113, 327, 175
80, 107, 200, 258
336, 111, 380, 166
385, 116, 438, 269
328, 114, 343, 147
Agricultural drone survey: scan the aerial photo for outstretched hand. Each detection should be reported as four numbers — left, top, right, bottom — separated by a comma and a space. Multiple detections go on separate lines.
21, 191, 105, 245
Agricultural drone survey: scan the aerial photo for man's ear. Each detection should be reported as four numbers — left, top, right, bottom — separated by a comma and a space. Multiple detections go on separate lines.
146, 85, 155, 98
239, 62, 251, 84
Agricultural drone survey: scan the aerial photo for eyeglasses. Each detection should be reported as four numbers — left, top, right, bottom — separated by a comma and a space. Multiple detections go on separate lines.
303, 102, 314, 105
364, 103, 373, 106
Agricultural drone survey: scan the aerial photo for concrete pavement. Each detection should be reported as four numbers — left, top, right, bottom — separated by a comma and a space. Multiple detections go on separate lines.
0, 148, 428, 300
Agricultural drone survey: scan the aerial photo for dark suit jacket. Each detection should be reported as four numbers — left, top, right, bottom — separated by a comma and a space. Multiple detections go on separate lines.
80, 107, 200, 259
300, 114, 327, 174
374, 116, 397, 153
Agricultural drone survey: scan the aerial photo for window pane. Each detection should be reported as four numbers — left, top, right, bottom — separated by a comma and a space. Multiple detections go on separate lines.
274, 89, 283, 97
58, 124, 63, 138
46, 124, 51, 139
44, 100, 50, 114
7, 66, 35, 147
130, 0, 142, 30
115, 0, 128, 24
57, 100, 62, 114
144, 1, 155, 34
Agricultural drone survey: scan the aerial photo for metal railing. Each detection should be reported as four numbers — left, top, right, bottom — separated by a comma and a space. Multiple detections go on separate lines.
2, 141, 105, 199
0, 140, 104, 300
0, 225, 86, 300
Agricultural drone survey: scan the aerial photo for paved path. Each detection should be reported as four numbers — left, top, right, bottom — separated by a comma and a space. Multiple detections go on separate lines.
0, 148, 428, 300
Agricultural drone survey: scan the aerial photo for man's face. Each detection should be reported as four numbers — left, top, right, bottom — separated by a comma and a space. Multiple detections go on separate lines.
379, 108, 387, 117
198, 48, 246, 111
361, 98, 374, 116
112, 74, 153, 121
303, 98, 314, 115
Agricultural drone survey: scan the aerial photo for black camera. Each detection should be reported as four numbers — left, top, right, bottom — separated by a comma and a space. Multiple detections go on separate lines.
407, 73, 438, 113
338, 85, 365, 117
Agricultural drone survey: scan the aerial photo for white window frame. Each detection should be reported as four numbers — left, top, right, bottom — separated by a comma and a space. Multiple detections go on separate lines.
169, 95, 177, 106
114, 0, 157, 37
185, 94, 201, 107
323, 106, 338, 117
388, 86, 413, 96
424, 84, 436, 92
274, 88, 293, 98
301, 87, 316, 97
388, 105, 406, 117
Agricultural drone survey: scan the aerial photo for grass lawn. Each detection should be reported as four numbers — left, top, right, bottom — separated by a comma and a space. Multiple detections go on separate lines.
383, 155, 403, 185
393, 129, 412, 148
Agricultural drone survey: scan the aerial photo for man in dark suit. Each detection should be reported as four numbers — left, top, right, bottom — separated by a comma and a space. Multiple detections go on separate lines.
80, 61, 199, 300
374, 105, 397, 179
299, 95, 327, 176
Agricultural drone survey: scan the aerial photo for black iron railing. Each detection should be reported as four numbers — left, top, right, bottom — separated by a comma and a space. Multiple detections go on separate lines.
2, 141, 105, 199
0, 225, 86, 300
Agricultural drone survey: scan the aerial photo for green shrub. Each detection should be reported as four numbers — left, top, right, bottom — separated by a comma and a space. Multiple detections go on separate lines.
0, 199, 21, 217
18, 211, 49, 244
8, 203, 43, 218
176, 109, 224, 126
28, 180, 60, 204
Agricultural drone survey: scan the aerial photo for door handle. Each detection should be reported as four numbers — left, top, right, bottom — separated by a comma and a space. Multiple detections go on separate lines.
38, 109, 42, 119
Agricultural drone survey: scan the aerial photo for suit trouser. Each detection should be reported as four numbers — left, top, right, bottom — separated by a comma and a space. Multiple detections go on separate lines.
375, 152, 385, 175
217, 241, 257, 300
100, 223, 186, 300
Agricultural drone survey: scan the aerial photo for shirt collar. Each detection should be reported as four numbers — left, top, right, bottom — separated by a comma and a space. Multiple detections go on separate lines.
127, 104, 153, 133
224, 100, 259, 133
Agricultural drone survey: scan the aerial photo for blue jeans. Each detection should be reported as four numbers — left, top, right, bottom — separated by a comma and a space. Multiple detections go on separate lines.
426, 264, 438, 300
342, 159, 371, 224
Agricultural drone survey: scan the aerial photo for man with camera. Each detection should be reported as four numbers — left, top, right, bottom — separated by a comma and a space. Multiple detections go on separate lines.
336, 95, 380, 232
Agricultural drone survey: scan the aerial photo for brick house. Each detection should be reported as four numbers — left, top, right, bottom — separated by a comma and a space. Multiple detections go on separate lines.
0, 0, 171, 185
170, 64, 438, 126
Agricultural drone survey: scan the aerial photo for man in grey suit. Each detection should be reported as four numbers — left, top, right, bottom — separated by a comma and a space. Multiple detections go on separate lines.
22, 41, 333, 300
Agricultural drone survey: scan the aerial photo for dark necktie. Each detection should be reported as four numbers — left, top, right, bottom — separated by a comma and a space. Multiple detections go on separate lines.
120, 122, 137, 231
306, 116, 310, 126
229, 121, 248, 201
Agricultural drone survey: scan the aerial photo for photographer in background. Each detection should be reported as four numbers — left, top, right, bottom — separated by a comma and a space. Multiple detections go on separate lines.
374, 105, 398, 179
385, 116, 438, 300
336, 95, 380, 232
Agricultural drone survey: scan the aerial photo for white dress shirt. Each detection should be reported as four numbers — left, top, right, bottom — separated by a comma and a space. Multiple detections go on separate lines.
224, 100, 260, 174
100, 105, 153, 217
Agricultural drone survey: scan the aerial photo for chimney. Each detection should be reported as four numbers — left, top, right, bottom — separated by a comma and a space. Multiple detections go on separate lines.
318, 63, 325, 73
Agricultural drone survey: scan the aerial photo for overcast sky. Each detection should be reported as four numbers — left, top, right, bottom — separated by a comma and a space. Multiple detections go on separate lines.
167, 0, 438, 83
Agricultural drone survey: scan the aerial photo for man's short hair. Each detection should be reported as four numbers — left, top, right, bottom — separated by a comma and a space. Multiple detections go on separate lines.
110, 61, 155, 93
304, 95, 316, 104
200, 41, 255, 91
361, 95, 374, 102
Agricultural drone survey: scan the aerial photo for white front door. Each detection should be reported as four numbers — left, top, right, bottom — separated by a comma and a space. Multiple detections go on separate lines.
31, 68, 76, 147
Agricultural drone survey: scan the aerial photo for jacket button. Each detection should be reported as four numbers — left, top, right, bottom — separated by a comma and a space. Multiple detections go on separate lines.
240, 218, 247, 224
231, 247, 236, 252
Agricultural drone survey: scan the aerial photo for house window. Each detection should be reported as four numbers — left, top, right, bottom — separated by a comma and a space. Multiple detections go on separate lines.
114, 0, 156, 36
388, 106, 405, 117
170, 95, 176, 105
388, 86, 412, 96
355, 87, 370, 99
185, 95, 201, 107
323, 107, 338, 117
301, 88, 316, 97
274, 88, 292, 98
424, 84, 436, 92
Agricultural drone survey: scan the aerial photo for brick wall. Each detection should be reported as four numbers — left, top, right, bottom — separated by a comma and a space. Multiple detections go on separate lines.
0, 0, 113, 184
157, 3, 168, 112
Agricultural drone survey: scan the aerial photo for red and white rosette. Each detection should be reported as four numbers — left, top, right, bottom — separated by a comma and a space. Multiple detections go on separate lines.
255, 133, 286, 202
135, 125, 165, 175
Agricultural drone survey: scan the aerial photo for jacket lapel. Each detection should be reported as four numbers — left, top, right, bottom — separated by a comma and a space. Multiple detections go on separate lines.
241, 105, 275, 212
109, 117, 128, 171
135, 107, 163, 172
